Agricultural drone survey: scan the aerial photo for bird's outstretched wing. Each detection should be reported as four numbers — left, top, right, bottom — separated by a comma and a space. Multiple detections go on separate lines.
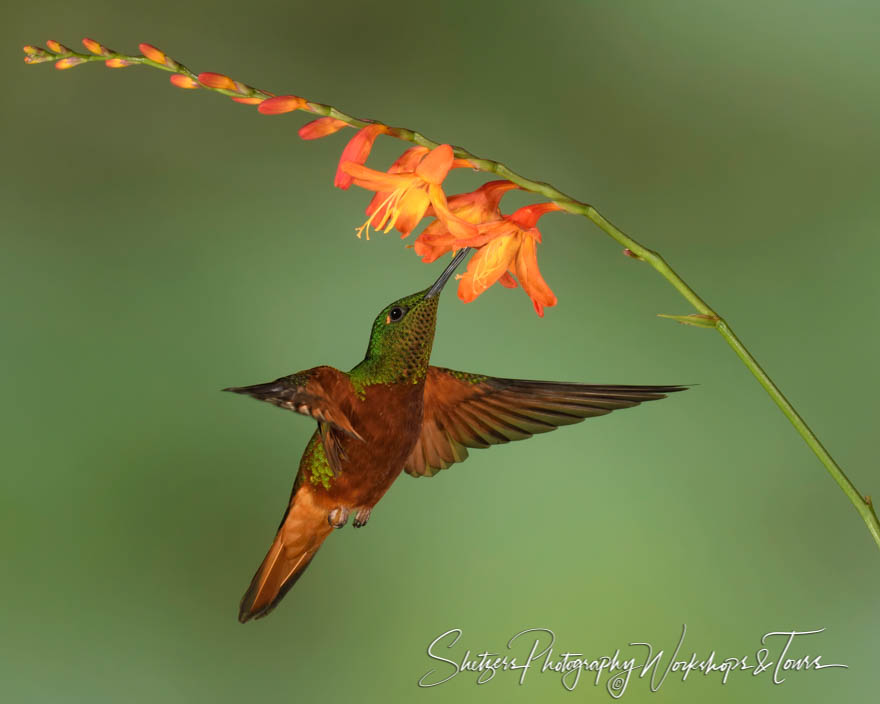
404, 366, 686, 477
224, 366, 361, 475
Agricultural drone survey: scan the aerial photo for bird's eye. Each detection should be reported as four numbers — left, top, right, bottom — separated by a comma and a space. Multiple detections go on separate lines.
388, 306, 405, 322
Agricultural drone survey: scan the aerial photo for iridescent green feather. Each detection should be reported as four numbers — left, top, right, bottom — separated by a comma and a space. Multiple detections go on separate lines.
349, 289, 439, 397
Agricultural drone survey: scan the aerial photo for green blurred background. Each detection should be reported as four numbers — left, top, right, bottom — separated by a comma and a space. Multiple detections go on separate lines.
3, 1, 878, 701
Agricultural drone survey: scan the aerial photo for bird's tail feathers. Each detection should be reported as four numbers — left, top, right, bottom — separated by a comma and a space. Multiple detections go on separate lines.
238, 488, 333, 623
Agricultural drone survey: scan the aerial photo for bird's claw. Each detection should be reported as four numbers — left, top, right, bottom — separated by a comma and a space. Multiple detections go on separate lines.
328, 507, 350, 529
353, 508, 372, 528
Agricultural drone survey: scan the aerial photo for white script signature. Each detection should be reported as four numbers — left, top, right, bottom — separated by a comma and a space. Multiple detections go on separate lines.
418, 625, 847, 697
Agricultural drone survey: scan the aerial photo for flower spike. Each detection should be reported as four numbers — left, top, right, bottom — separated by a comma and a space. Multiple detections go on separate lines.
25, 36, 880, 556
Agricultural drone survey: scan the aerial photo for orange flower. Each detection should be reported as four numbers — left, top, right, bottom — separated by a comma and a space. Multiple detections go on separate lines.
340, 144, 478, 240
364, 146, 429, 220
455, 202, 562, 317
333, 124, 389, 189
414, 180, 519, 263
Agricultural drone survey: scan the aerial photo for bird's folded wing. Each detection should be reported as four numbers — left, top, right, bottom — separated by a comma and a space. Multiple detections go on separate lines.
225, 367, 362, 477
404, 366, 686, 477
224, 367, 362, 440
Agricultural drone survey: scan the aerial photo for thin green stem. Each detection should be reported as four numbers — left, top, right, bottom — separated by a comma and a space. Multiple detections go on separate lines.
25, 41, 880, 550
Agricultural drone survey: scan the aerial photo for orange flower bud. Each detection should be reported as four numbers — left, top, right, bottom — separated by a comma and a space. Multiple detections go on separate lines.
257, 95, 306, 115
46, 40, 69, 54
105, 58, 133, 69
139, 43, 166, 64
198, 72, 237, 90
22, 47, 53, 64
298, 117, 350, 140
169, 74, 199, 89
82, 38, 110, 56
55, 57, 86, 70
231, 97, 264, 104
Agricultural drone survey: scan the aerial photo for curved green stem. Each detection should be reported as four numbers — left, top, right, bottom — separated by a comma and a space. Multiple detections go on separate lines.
25, 41, 880, 550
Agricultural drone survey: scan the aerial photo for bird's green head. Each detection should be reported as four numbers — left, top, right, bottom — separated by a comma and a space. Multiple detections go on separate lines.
360, 249, 469, 383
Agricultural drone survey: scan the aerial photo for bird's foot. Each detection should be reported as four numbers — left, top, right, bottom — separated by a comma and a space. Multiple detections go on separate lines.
353, 507, 372, 528
327, 507, 350, 529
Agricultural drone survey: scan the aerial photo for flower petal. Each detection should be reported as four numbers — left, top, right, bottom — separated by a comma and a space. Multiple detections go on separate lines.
298, 117, 350, 140
365, 147, 430, 216
414, 230, 458, 263
508, 202, 562, 229
498, 271, 518, 289
457, 235, 520, 303
451, 219, 517, 249
390, 146, 431, 172
334, 124, 389, 189
415, 144, 454, 185
428, 185, 478, 238
391, 188, 431, 237
514, 234, 557, 316
342, 162, 411, 193
441, 180, 520, 224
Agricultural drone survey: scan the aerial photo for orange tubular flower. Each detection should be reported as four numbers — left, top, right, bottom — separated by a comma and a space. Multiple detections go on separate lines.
455, 202, 562, 317
333, 124, 389, 189
414, 180, 519, 263
364, 146, 429, 218
340, 144, 478, 240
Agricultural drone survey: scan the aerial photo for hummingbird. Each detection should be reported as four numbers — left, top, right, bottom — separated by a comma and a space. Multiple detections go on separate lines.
225, 248, 685, 622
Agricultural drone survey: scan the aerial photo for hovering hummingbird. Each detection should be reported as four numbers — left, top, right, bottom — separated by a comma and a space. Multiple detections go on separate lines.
226, 249, 685, 622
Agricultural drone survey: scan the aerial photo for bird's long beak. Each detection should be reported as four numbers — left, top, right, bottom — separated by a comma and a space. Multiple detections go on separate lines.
424, 248, 471, 299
